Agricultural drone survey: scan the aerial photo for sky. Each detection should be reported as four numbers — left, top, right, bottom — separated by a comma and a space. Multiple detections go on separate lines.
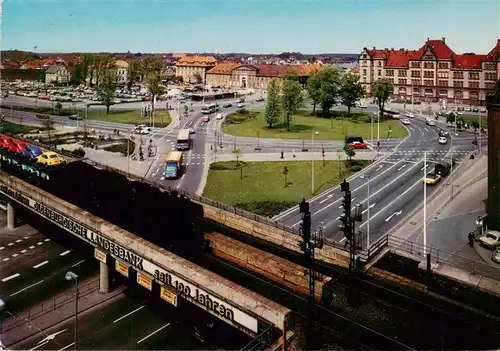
2, 0, 500, 54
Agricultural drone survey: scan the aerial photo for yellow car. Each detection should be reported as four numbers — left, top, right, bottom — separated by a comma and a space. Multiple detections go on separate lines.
424, 173, 441, 185
37, 151, 65, 166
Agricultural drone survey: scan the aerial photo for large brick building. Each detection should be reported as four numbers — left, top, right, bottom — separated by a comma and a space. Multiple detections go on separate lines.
175, 55, 217, 84
358, 37, 500, 106
205, 62, 322, 89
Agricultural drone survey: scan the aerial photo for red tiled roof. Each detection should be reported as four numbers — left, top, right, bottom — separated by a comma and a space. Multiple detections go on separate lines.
206, 62, 240, 74
385, 50, 410, 68
453, 54, 487, 70
367, 49, 388, 59
486, 39, 500, 61
177, 55, 217, 67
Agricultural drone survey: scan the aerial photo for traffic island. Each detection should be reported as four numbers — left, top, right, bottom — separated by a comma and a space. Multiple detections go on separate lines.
202, 159, 372, 218
222, 109, 407, 140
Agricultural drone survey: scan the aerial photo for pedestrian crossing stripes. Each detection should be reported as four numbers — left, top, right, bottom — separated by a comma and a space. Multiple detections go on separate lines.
393, 150, 472, 155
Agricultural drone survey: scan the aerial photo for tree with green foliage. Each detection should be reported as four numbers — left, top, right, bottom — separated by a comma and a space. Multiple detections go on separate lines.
471, 120, 480, 132
343, 143, 355, 160
42, 117, 55, 142
281, 75, 304, 131
264, 79, 281, 128
307, 67, 340, 116
340, 73, 364, 116
446, 112, 456, 124
96, 70, 117, 114
146, 71, 162, 120
371, 79, 394, 120
232, 148, 243, 179
54, 102, 62, 114
306, 70, 322, 113
283, 166, 289, 187
127, 60, 142, 90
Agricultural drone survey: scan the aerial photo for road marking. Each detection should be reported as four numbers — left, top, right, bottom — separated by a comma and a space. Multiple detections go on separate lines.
71, 259, 85, 267
60, 250, 71, 256
137, 323, 171, 344
0, 247, 4, 250
10, 279, 45, 296
397, 164, 407, 171
12, 253, 19, 257
33, 260, 49, 268
59, 342, 75, 351
319, 194, 333, 204
340, 237, 347, 243
37, 242, 43, 246
30, 340, 49, 350
385, 210, 403, 222
29, 245, 35, 249
8, 243, 14, 246
15, 239, 22, 243
44, 238, 50, 242
362, 203, 376, 214
21, 249, 27, 253
2, 273, 21, 282
113, 305, 146, 323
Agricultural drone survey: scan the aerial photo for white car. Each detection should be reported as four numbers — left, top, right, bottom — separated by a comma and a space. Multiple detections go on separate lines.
438, 136, 447, 144
237, 103, 246, 108
215, 113, 224, 120
426, 118, 436, 126
401, 118, 411, 125
405, 112, 414, 118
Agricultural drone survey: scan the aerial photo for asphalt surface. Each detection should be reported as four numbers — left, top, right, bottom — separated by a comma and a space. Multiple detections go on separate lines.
275, 113, 480, 248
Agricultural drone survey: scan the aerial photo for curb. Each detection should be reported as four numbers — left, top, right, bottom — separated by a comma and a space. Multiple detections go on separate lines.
272, 152, 392, 221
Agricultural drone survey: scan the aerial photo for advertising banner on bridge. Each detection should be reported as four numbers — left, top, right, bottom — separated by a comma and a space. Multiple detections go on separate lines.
94, 248, 107, 263
160, 285, 179, 307
115, 260, 130, 277
137, 272, 153, 291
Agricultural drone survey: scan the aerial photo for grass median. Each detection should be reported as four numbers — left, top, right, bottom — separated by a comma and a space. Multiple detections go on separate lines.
1, 120, 43, 134
203, 159, 372, 217
222, 109, 407, 140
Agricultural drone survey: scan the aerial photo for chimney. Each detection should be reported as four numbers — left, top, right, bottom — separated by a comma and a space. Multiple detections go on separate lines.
427, 37, 430, 42
391, 47, 394, 51
442, 37, 446, 42
373, 46, 376, 50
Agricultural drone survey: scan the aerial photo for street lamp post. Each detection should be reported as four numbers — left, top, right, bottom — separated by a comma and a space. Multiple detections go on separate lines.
361, 174, 371, 248
311, 131, 319, 194
65, 271, 79, 350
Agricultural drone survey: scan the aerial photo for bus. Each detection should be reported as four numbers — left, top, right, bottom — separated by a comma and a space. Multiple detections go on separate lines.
201, 103, 217, 114
383, 109, 401, 119
164, 151, 183, 179
176, 129, 191, 150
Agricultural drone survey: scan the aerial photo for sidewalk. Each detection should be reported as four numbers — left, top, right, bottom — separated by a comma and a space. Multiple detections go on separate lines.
392, 154, 487, 241
211, 151, 389, 162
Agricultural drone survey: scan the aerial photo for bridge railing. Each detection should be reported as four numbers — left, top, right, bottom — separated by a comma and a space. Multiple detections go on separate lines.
358, 234, 500, 281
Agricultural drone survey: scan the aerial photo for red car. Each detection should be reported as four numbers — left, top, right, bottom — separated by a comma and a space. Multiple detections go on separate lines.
8, 139, 29, 153
0, 135, 14, 150
348, 141, 368, 149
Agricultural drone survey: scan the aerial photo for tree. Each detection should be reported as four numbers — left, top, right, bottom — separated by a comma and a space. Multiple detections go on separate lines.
281, 76, 303, 131
232, 148, 243, 179
306, 70, 322, 113
307, 68, 340, 116
93, 54, 113, 87
340, 73, 364, 116
146, 71, 162, 121
371, 79, 394, 120
42, 117, 55, 142
446, 112, 456, 124
471, 120, 480, 132
96, 69, 117, 114
54, 102, 62, 115
283, 166, 289, 187
343, 143, 355, 160
264, 79, 281, 128
127, 60, 142, 90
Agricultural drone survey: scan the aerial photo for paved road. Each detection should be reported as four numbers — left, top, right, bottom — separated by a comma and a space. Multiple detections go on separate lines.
275, 114, 480, 246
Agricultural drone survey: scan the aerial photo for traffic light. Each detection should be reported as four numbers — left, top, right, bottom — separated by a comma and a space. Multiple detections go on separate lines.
339, 191, 353, 241
322, 147, 325, 157
300, 212, 312, 242
342, 191, 351, 219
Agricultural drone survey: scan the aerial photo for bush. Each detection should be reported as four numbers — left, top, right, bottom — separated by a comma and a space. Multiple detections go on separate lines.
210, 161, 246, 170
225, 109, 258, 124
72, 148, 86, 157
235, 200, 296, 218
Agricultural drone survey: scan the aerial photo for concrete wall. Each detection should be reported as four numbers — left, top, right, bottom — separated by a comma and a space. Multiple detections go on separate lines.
202, 204, 350, 268
0, 173, 291, 332
207, 232, 329, 301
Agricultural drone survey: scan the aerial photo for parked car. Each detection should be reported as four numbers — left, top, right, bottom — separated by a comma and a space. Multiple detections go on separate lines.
255, 97, 265, 102
222, 103, 232, 108
348, 141, 368, 149
237, 103, 245, 108
438, 136, 448, 144
480, 108, 487, 113
37, 151, 65, 166
69, 114, 83, 120
479, 231, 500, 249
424, 173, 441, 185
492, 247, 500, 264
134, 125, 150, 135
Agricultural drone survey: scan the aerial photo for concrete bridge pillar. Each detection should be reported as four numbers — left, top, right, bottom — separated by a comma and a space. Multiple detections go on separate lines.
7, 201, 16, 230
99, 261, 110, 294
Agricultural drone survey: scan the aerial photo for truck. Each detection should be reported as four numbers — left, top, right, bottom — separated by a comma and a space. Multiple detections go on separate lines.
164, 151, 183, 179
434, 161, 451, 176
176, 129, 191, 150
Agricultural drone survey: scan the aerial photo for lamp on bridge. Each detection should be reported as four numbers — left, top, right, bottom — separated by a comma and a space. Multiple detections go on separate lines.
65, 271, 79, 350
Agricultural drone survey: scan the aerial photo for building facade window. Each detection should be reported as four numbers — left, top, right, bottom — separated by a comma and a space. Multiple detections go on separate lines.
424, 79, 433, 86
438, 80, 448, 87
469, 72, 480, 80
453, 80, 463, 88
485, 82, 496, 90
411, 70, 420, 77
398, 69, 407, 77
453, 71, 464, 79
363, 69, 367, 76
485, 72, 497, 81
438, 71, 449, 78
410, 61, 421, 68
423, 62, 434, 69
438, 62, 449, 69
424, 70, 434, 78
398, 78, 407, 85
483, 62, 496, 70
378, 69, 382, 75
469, 81, 479, 89
386, 70, 394, 76
411, 79, 420, 86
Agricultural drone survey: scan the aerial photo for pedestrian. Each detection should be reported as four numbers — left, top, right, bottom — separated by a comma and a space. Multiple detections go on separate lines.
468, 232, 475, 247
